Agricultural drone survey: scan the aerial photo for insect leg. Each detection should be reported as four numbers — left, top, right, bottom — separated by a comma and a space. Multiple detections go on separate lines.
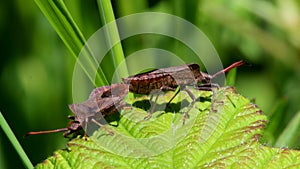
196, 83, 222, 112
63, 130, 72, 138
196, 83, 219, 91
182, 87, 197, 124
90, 118, 114, 135
166, 86, 181, 107
83, 117, 89, 139
208, 85, 224, 112
145, 89, 162, 120
145, 86, 177, 120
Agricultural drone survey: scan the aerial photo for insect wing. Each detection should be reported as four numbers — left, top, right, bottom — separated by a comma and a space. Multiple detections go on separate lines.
89, 85, 112, 99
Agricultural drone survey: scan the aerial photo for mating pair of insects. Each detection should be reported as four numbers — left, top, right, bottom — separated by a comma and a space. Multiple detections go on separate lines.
26, 61, 244, 137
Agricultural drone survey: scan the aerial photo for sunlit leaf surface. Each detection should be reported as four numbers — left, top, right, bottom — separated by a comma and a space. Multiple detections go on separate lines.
36, 87, 300, 169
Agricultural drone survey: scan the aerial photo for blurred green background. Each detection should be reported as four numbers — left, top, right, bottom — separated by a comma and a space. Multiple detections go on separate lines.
1, 0, 300, 168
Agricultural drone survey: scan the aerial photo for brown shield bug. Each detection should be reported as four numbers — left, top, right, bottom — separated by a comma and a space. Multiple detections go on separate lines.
122, 61, 244, 123
25, 83, 129, 138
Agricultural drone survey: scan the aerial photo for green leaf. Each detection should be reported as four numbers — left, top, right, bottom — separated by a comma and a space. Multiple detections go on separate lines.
34, 0, 108, 86
97, 0, 128, 79
34, 0, 85, 57
225, 67, 237, 86
275, 110, 300, 148
262, 98, 288, 145
35, 87, 300, 168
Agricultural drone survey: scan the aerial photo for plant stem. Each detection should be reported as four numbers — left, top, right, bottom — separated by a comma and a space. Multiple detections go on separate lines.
97, 0, 129, 79
35, 0, 108, 86
0, 112, 33, 169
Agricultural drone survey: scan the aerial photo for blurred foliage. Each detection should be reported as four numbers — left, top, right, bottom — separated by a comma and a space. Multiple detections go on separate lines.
0, 0, 299, 168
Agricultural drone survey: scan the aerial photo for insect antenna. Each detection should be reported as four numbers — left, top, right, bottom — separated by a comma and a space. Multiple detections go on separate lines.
211, 60, 245, 79
24, 128, 69, 137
